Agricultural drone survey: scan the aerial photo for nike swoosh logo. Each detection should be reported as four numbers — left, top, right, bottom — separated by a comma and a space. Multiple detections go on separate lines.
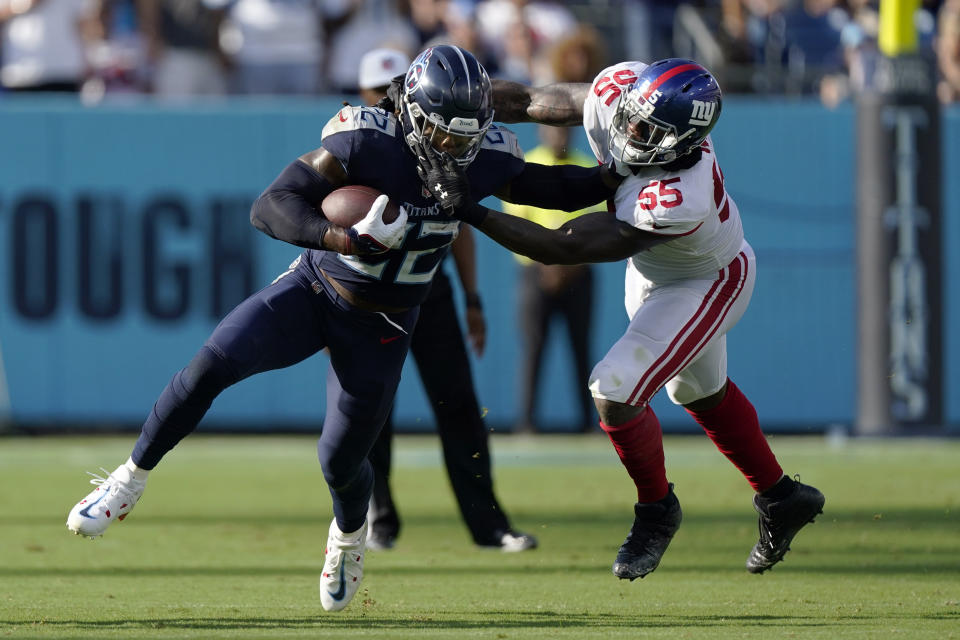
338, 111, 347, 122
78, 490, 107, 519
380, 336, 401, 344
327, 562, 347, 601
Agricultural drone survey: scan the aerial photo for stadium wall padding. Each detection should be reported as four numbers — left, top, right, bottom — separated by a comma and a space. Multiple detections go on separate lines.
0, 97, 956, 433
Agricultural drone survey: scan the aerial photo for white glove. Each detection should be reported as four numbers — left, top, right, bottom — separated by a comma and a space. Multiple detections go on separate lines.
347, 195, 408, 254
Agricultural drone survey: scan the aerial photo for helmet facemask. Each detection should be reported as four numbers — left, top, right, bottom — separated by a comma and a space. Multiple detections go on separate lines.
402, 95, 492, 167
609, 88, 697, 167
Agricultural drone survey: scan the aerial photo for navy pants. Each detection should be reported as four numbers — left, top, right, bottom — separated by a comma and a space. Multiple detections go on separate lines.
131, 257, 418, 533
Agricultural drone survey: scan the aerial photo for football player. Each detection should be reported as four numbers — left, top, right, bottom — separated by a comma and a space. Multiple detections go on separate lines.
65, 45, 621, 612
419, 58, 826, 580
357, 48, 537, 554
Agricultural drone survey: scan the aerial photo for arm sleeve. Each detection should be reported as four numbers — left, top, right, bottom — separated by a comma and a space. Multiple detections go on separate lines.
249, 160, 339, 250
505, 162, 614, 212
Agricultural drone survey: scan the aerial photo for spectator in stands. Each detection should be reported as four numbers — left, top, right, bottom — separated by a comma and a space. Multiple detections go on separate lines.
406, 0, 447, 45
138, 0, 231, 97
780, 0, 849, 94
473, 0, 577, 82
324, 0, 417, 93
83, 0, 149, 98
937, 0, 960, 102
221, 0, 330, 95
356, 48, 538, 553
421, 0, 501, 77
623, 0, 679, 63
357, 47, 408, 106
0, 0, 102, 93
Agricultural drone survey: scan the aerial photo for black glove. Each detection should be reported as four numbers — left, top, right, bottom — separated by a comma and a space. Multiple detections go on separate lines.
414, 140, 487, 224
375, 74, 406, 113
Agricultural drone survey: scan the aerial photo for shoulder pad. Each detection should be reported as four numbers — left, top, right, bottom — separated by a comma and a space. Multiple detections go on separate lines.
479, 124, 524, 160
322, 106, 398, 140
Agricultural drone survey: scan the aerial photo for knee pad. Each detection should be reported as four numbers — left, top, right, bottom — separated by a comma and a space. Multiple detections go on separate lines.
666, 377, 722, 406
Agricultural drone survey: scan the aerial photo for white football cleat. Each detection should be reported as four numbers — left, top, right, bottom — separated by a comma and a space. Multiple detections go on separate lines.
66, 464, 146, 538
319, 519, 368, 612
498, 530, 538, 553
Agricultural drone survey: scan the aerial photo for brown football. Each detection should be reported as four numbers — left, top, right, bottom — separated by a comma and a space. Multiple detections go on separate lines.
320, 185, 401, 228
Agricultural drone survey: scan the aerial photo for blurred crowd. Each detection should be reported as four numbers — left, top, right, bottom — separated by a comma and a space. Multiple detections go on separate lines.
0, 0, 957, 105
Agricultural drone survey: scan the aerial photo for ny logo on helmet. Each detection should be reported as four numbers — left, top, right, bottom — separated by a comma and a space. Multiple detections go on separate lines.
689, 100, 716, 126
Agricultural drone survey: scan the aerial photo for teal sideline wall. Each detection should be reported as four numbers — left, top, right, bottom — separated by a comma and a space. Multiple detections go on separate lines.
0, 97, 956, 433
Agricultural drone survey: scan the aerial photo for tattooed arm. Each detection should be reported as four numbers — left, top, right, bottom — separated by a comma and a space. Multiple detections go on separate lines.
490, 79, 590, 126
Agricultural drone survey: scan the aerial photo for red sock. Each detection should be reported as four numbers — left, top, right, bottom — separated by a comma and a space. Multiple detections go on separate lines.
686, 379, 783, 492
599, 408, 670, 503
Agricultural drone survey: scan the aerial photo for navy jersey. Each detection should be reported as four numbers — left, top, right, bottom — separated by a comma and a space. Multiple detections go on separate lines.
304, 105, 526, 309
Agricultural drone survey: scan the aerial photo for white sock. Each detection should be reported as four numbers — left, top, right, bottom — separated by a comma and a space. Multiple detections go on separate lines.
124, 457, 150, 483
335, 520, 366, 542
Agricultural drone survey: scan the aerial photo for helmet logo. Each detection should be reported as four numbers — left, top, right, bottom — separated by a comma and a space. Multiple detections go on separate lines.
689, 100, 716, 126
405, 48, 433, 92
406, 63, 424, 91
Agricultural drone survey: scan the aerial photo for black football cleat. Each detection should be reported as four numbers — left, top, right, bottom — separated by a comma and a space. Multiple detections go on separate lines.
612, 484, 682, 580
746, 478, 825, 574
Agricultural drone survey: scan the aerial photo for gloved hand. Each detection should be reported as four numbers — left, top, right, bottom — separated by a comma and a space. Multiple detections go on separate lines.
374, 74, 406, 113
414, 141, 476, 213
346, 194, 408, 255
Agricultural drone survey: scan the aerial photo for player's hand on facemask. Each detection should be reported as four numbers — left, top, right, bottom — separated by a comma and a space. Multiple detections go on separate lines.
346, 195, 408, 255
414, 140, 474, 213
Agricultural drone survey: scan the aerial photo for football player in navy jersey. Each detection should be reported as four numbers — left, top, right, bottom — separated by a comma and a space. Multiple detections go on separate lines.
66, 45, 622, 612
355, 51, 537, 554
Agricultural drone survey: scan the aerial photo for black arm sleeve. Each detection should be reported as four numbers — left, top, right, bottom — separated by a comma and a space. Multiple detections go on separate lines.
250, 160, 338, 249
505, 162, 614, 212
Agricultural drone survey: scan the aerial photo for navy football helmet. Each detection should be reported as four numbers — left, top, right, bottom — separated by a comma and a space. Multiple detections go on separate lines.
609, 58, 722, 167
400, 45, 494, 167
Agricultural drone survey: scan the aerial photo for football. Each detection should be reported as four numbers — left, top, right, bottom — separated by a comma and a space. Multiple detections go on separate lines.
320, 185, 401, 228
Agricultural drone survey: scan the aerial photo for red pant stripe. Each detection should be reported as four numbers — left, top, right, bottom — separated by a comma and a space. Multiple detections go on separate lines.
628, 252, 748, 405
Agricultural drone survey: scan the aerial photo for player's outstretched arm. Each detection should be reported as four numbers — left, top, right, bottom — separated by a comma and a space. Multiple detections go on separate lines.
490, 79, 590, 126
502, 161, 622, 212
412, 143, 665, 265
473, 209, 670, 265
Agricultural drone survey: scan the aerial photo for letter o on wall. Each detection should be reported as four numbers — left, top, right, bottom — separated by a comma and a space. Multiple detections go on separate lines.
12, 196, 59, 319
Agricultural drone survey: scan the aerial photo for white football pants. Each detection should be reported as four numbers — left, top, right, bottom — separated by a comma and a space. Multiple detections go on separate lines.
589, 241, 756, 407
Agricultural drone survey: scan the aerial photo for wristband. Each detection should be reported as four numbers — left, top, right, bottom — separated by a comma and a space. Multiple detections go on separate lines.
464, 292, 482, 309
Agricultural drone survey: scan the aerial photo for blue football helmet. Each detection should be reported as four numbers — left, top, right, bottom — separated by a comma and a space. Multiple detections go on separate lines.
400, 45, 494, 167
609, 58, 722, 167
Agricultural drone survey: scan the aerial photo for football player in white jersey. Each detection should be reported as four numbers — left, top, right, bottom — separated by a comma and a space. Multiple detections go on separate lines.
417, 58, 825, 580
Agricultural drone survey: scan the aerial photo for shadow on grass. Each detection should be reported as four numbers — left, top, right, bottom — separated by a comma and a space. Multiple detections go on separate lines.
13, 506, 959, 529
1, 609, 957, 631
3, 554, 958, 578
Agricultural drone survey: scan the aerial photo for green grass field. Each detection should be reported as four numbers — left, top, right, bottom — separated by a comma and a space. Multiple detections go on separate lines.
1, 434, 958, 639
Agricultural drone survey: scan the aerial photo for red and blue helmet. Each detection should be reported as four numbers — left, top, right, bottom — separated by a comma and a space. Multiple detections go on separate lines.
610, 58, 722, 167
400, 45, 494, 167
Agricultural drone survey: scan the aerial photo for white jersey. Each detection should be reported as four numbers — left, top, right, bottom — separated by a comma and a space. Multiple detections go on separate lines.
583, 61, 744, 283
